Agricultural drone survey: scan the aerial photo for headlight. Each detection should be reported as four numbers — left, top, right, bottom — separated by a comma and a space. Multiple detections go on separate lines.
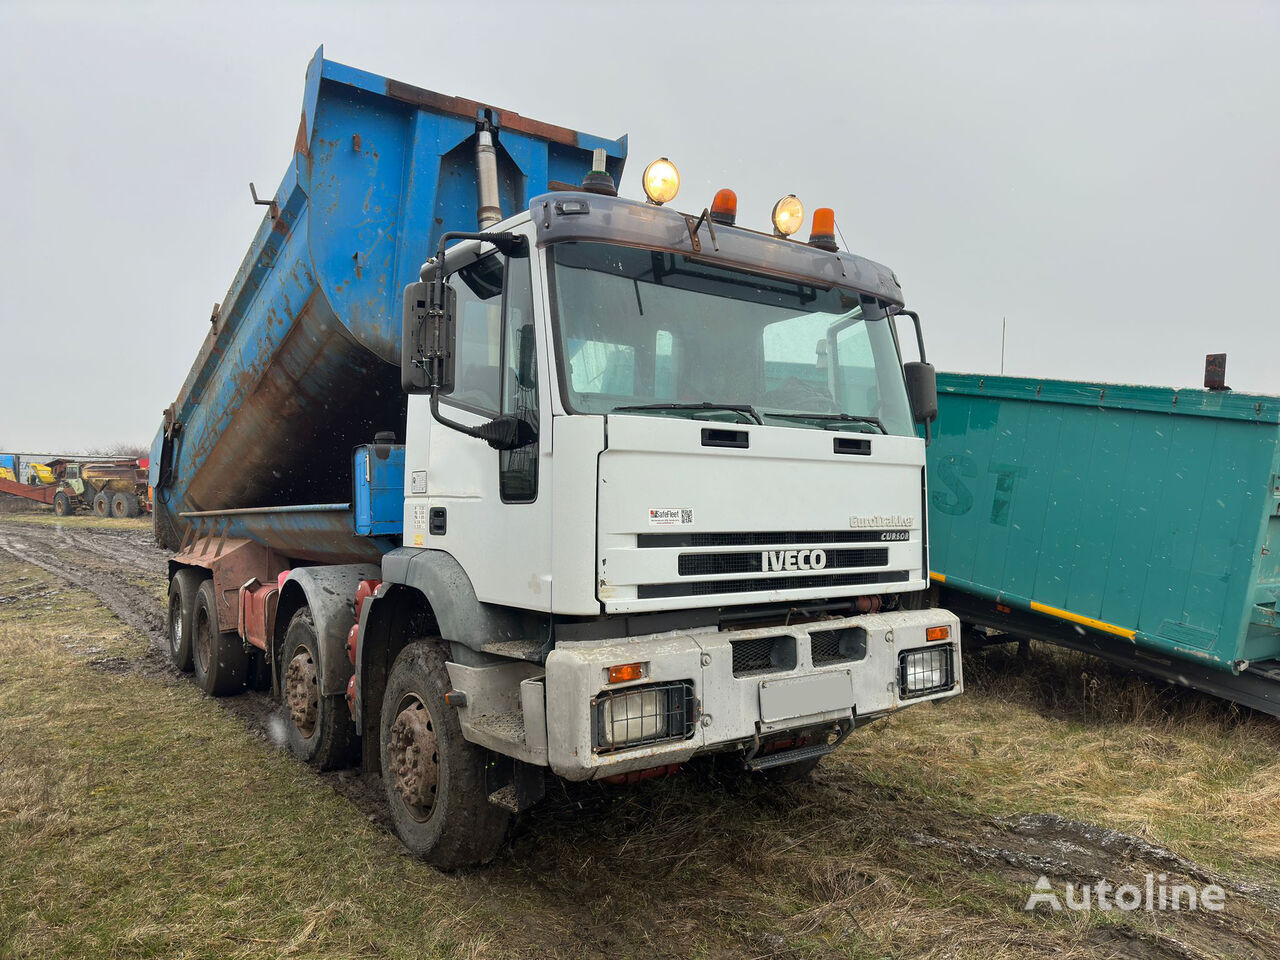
771, 194, 804, 236
594, 681, 695, 751
642, 157, 680, 205
898, 645, 955, 698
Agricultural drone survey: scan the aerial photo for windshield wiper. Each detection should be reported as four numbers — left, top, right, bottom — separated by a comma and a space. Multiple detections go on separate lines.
611, 402, 764, 425
763, 412, 887, 434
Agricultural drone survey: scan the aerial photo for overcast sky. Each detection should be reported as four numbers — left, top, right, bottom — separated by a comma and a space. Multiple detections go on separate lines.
0, 0, 1276, 451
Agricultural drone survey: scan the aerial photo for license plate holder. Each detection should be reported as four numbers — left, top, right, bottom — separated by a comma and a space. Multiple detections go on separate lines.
758, 670, 854, 723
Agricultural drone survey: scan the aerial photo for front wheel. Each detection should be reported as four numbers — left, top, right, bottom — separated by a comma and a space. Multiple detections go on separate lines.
281, 608, 358, 770
380, 641, 510, 869
52, 492, 73, 517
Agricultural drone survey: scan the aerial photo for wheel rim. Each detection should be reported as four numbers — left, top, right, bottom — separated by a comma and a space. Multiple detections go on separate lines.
169, 595, 183, 656
194, 608, 211, 676
388, 694, 439, 821
285, 647, 320, 738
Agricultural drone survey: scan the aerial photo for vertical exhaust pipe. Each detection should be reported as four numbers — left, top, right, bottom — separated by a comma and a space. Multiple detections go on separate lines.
476, 128, 502, 229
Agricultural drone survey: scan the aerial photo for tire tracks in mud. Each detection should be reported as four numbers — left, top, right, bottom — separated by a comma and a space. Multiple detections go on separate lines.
0, 525, 166, 652
0, 517, 393, 830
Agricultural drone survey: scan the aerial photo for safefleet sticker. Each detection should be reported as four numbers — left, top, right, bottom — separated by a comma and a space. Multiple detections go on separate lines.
649, 507, 694, 527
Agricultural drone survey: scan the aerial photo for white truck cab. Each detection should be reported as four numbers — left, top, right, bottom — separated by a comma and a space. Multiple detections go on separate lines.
360, 180, 961, 861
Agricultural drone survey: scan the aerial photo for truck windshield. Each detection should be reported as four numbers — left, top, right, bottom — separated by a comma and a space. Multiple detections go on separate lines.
547, 241, 915, 436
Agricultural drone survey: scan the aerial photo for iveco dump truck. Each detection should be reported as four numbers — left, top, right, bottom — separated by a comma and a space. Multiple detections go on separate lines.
153, 48, 962, 868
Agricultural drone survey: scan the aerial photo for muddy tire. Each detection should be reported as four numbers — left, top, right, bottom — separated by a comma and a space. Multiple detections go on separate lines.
167, 568, 203, 672
380, 641, 510, 869
281, 608, 358, 770
52, 492, 73, 517
111, 492, 140, 518
191, 578, 247, 696
93, 492, 111, 517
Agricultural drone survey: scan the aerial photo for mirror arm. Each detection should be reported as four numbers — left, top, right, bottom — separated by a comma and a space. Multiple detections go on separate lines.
429, 391, 538, 451
899, 309, 927, 364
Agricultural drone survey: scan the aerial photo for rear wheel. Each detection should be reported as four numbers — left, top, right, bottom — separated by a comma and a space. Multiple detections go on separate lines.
380, 640, 510, 869
52, 492, 73, 517
191, 578, 247, 696
93, 492, 111, 517
281, 608, 358, 770
111, 492, 139, 518
167, 569, 203, 672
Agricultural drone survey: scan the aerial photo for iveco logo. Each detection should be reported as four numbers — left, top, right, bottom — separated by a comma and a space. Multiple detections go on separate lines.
762, 549, 828, 572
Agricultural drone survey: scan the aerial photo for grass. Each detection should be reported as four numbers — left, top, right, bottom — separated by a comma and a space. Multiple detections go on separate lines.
1, 555, 1278, 959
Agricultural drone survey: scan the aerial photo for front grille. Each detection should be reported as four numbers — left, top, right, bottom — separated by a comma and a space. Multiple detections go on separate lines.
639, 529, 909, 548
592, 681, 697, 753
810, 627, 867, 666
678, 548, 888, 577
638, 569, 910, 599
732, 635, 796, 676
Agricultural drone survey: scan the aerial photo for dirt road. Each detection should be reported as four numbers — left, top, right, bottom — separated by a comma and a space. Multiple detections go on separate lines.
1, 511, 1277, 959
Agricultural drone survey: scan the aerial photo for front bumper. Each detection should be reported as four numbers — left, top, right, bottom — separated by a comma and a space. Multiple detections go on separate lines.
543, 608, 962, 780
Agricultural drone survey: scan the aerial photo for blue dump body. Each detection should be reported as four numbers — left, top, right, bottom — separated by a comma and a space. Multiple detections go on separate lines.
927, 373, 1280, 708
152, 48, 625, 562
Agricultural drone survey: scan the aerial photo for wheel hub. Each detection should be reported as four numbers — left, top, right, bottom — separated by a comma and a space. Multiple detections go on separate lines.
285, 651, 319, 737
389, 701, 438, 811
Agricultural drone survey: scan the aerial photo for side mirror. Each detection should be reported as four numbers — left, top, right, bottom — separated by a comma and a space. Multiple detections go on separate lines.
904, 361, 938, 443
401, 278, 456, 394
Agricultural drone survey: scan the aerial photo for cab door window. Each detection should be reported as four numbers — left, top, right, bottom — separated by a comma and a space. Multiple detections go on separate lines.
500, 251, 539, 502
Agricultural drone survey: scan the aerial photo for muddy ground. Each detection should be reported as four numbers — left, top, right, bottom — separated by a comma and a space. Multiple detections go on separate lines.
1, 510, 1277, 959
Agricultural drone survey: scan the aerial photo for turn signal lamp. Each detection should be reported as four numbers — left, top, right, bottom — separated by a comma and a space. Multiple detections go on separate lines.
809, 207, 838, 251
607, 662, 646, 684
926, 625, 951, 642
642, 158, 680, 205
771, 194, 804, 237
710, 188, 738, 226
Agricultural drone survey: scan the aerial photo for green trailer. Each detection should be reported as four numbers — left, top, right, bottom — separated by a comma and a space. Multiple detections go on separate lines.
926, 372, 1280, 715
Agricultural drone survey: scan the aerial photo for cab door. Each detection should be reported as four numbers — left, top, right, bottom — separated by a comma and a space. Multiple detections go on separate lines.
419, 225, 554, 611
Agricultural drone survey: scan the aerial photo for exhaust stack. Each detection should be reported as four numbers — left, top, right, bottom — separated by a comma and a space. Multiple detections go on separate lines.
476, 128, 502, 228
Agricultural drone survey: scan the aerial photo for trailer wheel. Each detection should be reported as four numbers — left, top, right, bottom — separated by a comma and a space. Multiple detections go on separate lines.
52, 492, 73, 517
191, 578, 248, 696
166, 569, 203, 672
281, 608, 358, 770
92, 492, 111, 517
111, 492, 140, 518
380, 640, 510, 869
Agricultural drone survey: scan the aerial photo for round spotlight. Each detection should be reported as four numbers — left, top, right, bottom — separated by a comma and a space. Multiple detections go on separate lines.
771, 195, 804, 237
642, 158, 680, 205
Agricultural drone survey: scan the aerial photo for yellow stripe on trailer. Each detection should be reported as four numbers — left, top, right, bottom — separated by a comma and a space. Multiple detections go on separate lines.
1029, 601, 1136, 640
930, 571, 945, 583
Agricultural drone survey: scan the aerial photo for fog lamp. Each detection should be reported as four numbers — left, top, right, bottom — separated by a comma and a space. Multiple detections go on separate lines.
594, 681, 693, 751
771, 194, 804, 236
898, 645, 954, 698
642, 157, 680, 205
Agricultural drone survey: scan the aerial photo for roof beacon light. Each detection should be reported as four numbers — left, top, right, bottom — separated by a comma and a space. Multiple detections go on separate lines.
809, 207, 838, 251
581, 147, 618, 196
709, 188, 738, 226
771, 194, 804, 237
642, 157, 680, 205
